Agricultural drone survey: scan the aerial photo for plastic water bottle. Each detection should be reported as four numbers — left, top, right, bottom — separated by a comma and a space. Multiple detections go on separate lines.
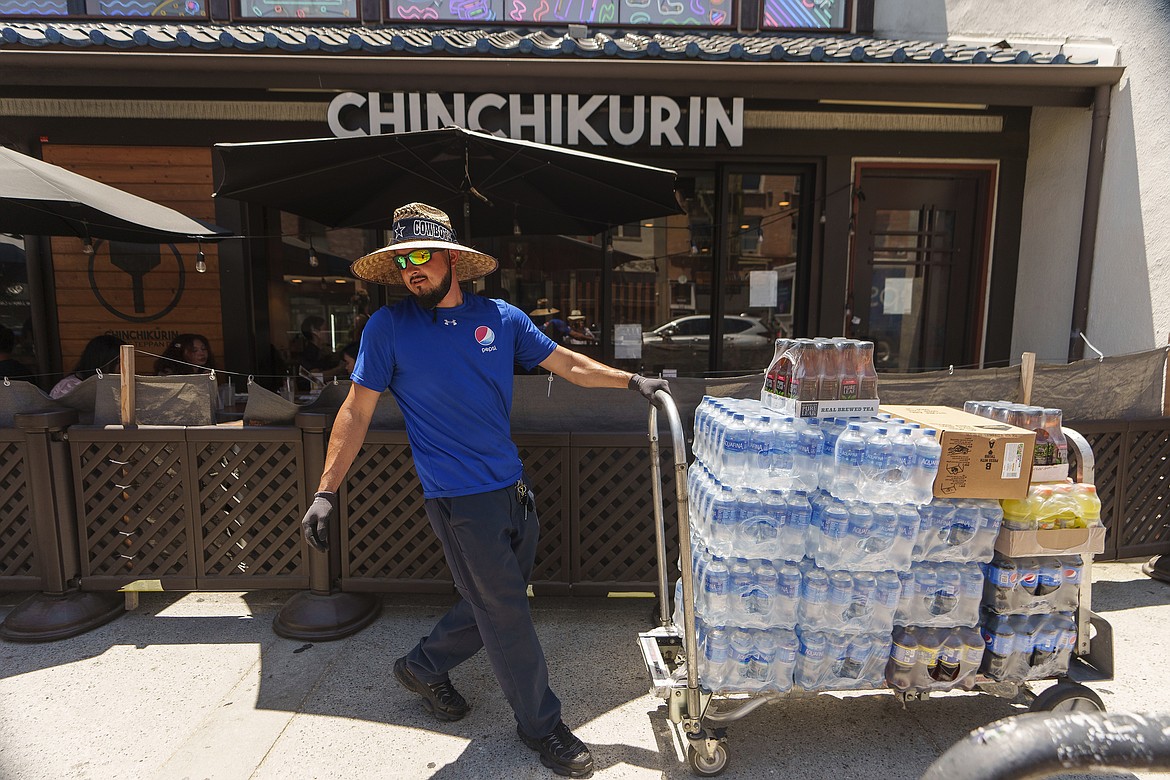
771, 629, 799, 691
827, 571, 853, 626
817, 501, 849, 568
762, 489, 790, 559
910, 429, 942, 505
975, 501, 1003, 561
736, 488, 774, 556
795, 418, 823, 491
895, 505, 920, 568
819, 418, 844, 491
728, 559, 754, 623
700, 556, 730, 625
887, 427, 918, 504
837, 634, 874, 680
795, 630, 828, 690
721, 413, 751, 485
770, 416, 799, 488
844, 503, 874, 568
709, 485, 739, 554
863, 504, 899, 562
775, 563, 802, 627
728, 629, 755, 689
748, 415, 772, 481
787, 491, 813, 561
860, 426, 892, 499
701, 626, 731, 690
833, 423, 866, 501
800, 567, 830, 627
752, 562, 779, 622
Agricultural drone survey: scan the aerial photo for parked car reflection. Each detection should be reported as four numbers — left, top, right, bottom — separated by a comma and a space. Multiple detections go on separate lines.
641, 314, 774, 374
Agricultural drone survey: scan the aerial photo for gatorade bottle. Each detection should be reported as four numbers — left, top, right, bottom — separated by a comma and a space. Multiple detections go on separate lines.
1032, 486, 1060, 531
1000, 493, 1034, 531
1073, 483, 1102, 527
1050, 483, 1080, 529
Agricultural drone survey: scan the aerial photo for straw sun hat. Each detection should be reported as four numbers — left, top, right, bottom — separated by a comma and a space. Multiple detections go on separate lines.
351, 203, 499, 286
529, 298, 559, 317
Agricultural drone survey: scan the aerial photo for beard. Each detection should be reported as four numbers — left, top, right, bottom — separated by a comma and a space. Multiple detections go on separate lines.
412, 264, 453, 310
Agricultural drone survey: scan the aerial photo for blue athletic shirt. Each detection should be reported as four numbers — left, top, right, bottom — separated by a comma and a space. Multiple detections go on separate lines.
350, 294, 557, 498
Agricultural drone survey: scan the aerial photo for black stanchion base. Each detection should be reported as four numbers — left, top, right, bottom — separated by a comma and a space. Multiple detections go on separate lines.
1143, 555, 1170, 584
273, 591, 382, 641
0, 591, 125, 643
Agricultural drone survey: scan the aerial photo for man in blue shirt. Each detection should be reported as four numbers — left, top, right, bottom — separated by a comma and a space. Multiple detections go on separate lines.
300, 203, 669, 778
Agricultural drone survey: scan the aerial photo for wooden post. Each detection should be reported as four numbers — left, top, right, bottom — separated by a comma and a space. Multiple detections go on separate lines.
1020, 351, 1036, 405
119, 343, 136, 428
1164, 334, 1169, 417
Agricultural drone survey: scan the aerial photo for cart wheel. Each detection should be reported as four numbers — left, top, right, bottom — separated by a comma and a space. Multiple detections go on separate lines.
1029, 681, 1106, 713
687, 742, 730, 777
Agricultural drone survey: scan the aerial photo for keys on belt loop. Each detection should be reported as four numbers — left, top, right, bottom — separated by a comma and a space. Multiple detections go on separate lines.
516, 480, 531, 520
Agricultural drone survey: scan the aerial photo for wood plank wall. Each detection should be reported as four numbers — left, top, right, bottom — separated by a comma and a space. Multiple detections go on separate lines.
41, 145, 225, 378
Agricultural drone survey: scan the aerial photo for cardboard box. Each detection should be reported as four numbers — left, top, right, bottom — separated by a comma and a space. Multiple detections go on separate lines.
995, 525, 1106, 557
766, 395, 881, 419
880, 405, 1036, 500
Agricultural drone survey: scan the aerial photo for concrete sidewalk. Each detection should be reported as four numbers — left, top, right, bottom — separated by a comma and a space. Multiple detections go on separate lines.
1, 561, 1168, 780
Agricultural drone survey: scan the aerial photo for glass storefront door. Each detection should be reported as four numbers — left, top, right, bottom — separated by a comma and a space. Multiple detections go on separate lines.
849, 166, 995, 372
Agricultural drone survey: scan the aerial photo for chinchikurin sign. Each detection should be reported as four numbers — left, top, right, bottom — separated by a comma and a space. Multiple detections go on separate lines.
327, 92, 744, 148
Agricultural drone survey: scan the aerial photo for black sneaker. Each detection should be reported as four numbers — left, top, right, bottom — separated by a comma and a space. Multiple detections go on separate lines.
393, 656, 470, 722
518, 720, 595, 778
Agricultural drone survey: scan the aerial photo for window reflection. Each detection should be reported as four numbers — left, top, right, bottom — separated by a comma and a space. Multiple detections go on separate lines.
275, 214, 374, 389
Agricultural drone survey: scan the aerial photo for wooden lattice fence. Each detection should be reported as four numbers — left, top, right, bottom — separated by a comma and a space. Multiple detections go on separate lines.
1075, 418, 1170, 560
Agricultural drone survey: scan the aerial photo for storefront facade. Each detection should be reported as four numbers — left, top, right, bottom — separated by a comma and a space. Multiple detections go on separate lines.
0, 3, 1130, 387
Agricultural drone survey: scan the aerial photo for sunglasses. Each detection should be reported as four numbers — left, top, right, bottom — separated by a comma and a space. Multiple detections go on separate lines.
394, 249, 438, 270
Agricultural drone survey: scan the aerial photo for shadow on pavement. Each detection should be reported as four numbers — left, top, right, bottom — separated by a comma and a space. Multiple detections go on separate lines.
1088, 577, 1170, 613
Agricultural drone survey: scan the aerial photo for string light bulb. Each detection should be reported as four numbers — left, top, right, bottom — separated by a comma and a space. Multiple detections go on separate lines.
195, 242, 207, 273
308, 237, 319, 268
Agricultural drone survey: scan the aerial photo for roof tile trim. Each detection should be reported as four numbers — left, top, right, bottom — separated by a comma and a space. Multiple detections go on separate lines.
0, 21, 1099, 65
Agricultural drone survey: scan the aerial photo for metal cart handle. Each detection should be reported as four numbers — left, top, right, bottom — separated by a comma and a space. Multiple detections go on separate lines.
921, 711, 1170, 780
647, 390, 703, 717
1063, 426, 1095, 485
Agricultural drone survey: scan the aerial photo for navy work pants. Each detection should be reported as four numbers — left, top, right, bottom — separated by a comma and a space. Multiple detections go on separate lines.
401, 479, 562, 738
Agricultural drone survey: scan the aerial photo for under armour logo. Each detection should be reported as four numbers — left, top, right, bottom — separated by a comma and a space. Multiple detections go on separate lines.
444, 319, 458, 326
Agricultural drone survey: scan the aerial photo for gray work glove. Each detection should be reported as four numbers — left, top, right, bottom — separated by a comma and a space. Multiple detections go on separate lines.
628, 374, 671, 402
301, 491, 337, 552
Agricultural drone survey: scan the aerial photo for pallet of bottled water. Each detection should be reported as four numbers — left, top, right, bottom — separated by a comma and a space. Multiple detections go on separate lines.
692, 397, 942, 504
680, 397, 1013, 696
983, 554, 1083, 615
686, 615, 891, 694
886, 626, 986, 693
981, 611, 1078, 682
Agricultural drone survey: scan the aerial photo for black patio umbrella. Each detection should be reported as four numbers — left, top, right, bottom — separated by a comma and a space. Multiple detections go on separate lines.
213, 126, 683, 239
0, 146, 230, 244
